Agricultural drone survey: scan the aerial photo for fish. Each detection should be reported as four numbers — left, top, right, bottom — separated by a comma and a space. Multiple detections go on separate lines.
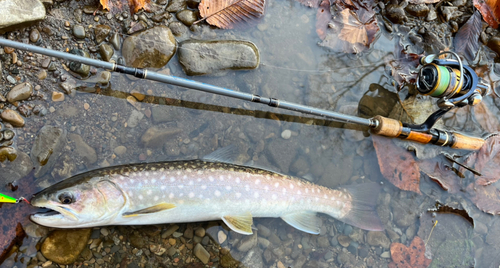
30, 159, 383, 234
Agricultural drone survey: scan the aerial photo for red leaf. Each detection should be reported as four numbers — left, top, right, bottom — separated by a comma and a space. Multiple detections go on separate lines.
100, 0, 151, 15
454, 11, 482, 62
474, 0, 500, 28
316, 0, 331, 40
372, 135, 421, 194
389, 236, 432, 268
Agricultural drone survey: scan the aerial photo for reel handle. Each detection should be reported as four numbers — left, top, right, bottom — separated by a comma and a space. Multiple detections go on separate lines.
371, 116, 484, 150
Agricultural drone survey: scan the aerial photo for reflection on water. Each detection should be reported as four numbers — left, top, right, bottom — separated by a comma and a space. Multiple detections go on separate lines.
2, 0, 500, 267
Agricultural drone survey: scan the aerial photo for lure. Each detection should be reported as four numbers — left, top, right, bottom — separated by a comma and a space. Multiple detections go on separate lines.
0, 193, 30, 204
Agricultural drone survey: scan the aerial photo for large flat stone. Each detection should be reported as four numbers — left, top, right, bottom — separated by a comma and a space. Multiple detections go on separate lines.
0, 0, 46, 34
178, 40, 259, 75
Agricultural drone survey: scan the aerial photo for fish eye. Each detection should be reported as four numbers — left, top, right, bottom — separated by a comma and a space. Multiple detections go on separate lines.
58, 193, 74, 204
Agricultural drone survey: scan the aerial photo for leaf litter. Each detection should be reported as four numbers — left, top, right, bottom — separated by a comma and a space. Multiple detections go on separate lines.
474, 0, 500, 28
454, 11, 483, 62
388, 236, 431, 268
197, 0, 266, 29
100, 0, 151, 14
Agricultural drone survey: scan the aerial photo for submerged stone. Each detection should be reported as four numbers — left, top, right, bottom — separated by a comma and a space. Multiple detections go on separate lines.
141, 126, 182, 148
178, 40, 260, 76
7, 82, 33, 103
31, 125, 66, 178
0, 0, 45, 34
41, 228, 92, 265
0, 109, 25, 127
122, 26, 177, 68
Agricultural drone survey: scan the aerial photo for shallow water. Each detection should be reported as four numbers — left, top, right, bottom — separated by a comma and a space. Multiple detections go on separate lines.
1, 0, 500, 267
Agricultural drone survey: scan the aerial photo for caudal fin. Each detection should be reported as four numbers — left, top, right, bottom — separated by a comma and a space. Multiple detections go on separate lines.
337, 182, 384, 231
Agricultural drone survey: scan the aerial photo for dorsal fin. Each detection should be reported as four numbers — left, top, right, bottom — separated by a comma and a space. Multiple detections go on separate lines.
221, 212, 254, 235
122, 202, 176, 218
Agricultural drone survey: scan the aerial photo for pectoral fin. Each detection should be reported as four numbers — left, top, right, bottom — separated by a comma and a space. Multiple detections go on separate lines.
281, 211, 321, 234
222, 212, 254, 235
123, 202, 176, 218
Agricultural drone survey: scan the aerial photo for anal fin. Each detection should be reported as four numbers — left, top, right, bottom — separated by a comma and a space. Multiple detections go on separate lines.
281, 211, 321, 234
123, 202, 176, 218
222, 212, 253, 235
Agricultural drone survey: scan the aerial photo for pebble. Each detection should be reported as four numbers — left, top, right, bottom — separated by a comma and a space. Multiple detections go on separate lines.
52, 91, 64, 102
73, 25, 86, 39
41, 228, 92, 265
41, 58, 51, 68
281, 129, 292, 139
218, 230, 227, 244
140, 126, 181, 147
194, 227, 206, 237
38, 70, 47, 80
130, 90, 145, 101
0, 109, 24, 127
7, 82, 32, 103
68, 133, 97, 166
100, 228, 109, 236
238, 234, 257, 252
114, 145, 127, 156
6, 75, 16, 84
94, 24, 111, 44
162, 225, 179, 238
109, 32, 121, 50
381, 251, 391, 258
337, 235, 351, 248
30, 29, 40, 43
193, 243, 210, 264
99, 43, 114, 61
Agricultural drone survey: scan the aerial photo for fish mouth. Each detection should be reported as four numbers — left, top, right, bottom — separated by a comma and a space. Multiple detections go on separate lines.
30, 201, 79, 226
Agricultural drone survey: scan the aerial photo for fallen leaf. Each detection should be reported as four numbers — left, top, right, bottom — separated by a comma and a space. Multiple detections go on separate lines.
197, 0, 266, 29
474, 0, 500, 28
419, 158, 462, 193
372, 135, 421, 194
319, 0, 379, 53
473, 102, 500, 133
463, 134, 500, 186
428, 203, 474, 226
386, 45, 421, 87
316, 0, 331, 40
466, 182, 500, 214
389, 236, 432, 268
100, 0, 151, 15
454, 11, 482, 62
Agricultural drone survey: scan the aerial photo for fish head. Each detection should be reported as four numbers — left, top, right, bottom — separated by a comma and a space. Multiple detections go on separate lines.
31, 178, 126, 228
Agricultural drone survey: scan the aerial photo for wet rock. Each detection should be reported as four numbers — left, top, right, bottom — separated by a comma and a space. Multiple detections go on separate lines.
122, 26, 177, 68
68, 49, 90, 77
441, 6, 462, 22
114, 145, 127, 156
385, 1, 407, 24
431, 239, 474, 267
94, 24, 111, 44
337, 235, 351, 247
126, 110, 144, 128
38, 69, 47, 80
238, 233, 258, 252
0, 93, 6, 102
141, 126, 182, 148
241, 247, 263, 268
0, 109, 24, 127
69, 133, 97, 165
266, 138, 297, 173
72, 25, 86, 39
178, 40, 259, 75
487, 36, 500, 56
0, 146, 17, 162
0, 151, 32, 183
193, 243, 210, 264
257, 224, 271, 237
187, 0, 201, 9
405, 4, 429, 17
31, 125, 66, 178
41, 228, 92, 265
52, 91, 64, 102
0, 0, 46, 34
195, 227, 206, 238
7, 82, 33, 103
169, 21, 189, 37
317, 236, 330, 248
367, 231, 390, 249
220, 253, 239, 268
426, 7, 437, 21
166, 0, 187, 12
152, 106, 181, 124
109, 32, 121, 50
30, 28, 40, 43
127, 21, 147, 34
99, 43, 114, 62
176, 10, 198, 26
130, 232, 145, 248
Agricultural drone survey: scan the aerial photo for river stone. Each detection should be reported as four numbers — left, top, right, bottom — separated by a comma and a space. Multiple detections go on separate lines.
99, 43, 114, 62
31, 125, 66, 178
7, 82, 32, 103
94, 24, 111, 44
0, 146, 17, 162
193, 243, 210, 264
166, 0, 187, 12
72, 25, 86, 39
0, 109, 24, 127
366, 231, 391, 249
266, 138, 297, 173
68, 49, 90, 77
178, 40, 259, 75
405, 4, 429, 17
141, 126, 182, 148
0, 0, 46, 34
122, 26, 176, 68
241, 247, 264, 268
68, 133, 97, 165
41, 228, 92, 265
176, 10, 197, 26
0, 151, 32, 185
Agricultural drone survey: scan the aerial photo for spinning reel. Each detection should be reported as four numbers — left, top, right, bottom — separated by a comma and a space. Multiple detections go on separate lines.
409, 51, 490, 132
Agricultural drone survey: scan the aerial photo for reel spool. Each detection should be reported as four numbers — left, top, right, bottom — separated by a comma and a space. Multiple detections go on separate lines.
415, 52, 489, 109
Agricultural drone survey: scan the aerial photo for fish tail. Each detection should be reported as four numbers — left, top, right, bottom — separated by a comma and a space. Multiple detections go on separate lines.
337, 182, 384, 231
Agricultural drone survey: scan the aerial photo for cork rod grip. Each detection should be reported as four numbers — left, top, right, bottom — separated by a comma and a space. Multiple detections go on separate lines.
371, 115, 402, 137
451, 133, 485, 150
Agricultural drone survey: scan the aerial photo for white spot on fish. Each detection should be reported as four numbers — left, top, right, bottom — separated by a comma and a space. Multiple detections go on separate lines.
147, 190, 152, 195
209, 176, 214, 182
236, 193, 242, 198
272, 194, 277, 200
215, 190, 221, 197
305, 188, 309, 193
282, 188, 286, 194
152, 179, 157, 183
189, 192, 195, 198
139, 195, 143, 200
189, 181, 194, 185
180, 193, 184, 197
160, 176, 166, 180
176, 171, 181, 175
290, 184, 294, 189
197, 170, 203, 175
178, 184, 184, 189
145, 172, 149, 176
245, 185, 250, 191
264, 186, 269, 192
170, 177, 176, 182
254, 192, 259, 198
186, 168, 192, 173
336, 201, 341, 205
197, 178, 201, 182
274, 183, 279, 188
154, 196, 159, 201
315, 197, 319, 201
236, 177, 240, 183
161, 186, 166, 190
183, 175, 187, 180
128, 191, 133, 197
201, 185, 207, 189
220, 176, 224, 181
297, 190, 301, 195
324, 194, 328, 199
225, 186, 231, 191
169, 193, 174, 198
255, 179, 260, 185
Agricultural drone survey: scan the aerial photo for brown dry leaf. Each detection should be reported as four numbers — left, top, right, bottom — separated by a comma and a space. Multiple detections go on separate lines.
463, 135, 500, 186
388, 236, 432, 268
197, 0, 266, 29
454, 11, 482, 62
372, 135, 421, 194
419, 158, 462, 193
316, 0, 331, 40
473, 102, 500, 133
474, 0, 500, 28
466, 182, 500, 214
100, 0, 151, 14
386, 44, 422, 87
338, 9, 368, 45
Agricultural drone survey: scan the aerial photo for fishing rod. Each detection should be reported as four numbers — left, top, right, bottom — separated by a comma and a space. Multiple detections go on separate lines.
0, 38, 488, 150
